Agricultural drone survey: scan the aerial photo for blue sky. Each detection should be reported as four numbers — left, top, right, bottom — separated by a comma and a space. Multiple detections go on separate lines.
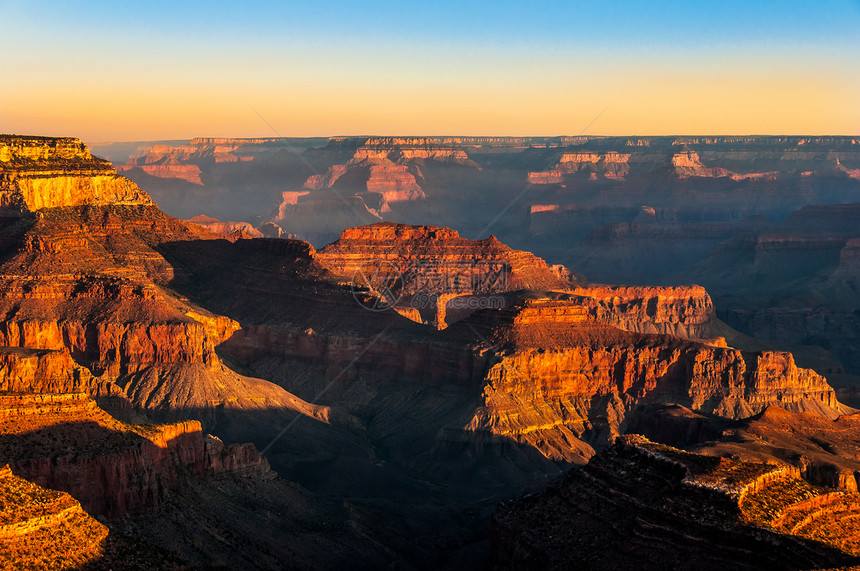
2, 0, 859, 139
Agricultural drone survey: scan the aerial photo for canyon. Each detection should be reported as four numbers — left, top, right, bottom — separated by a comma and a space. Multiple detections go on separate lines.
105, 134, 860, 408
0, 133, 857, 567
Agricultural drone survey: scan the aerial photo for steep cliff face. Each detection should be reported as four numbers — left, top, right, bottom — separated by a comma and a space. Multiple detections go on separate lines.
671, 150, 734, 178
488, 436, 860, 570
570, 284, 717, 339
457, 300, 845, 462
0, 136, 153, 211
297, 137, 478, 207
528, 150, 631, 182
118, 163, 203, 185
0, 393, 271, 517
0, 142, 336, 428
528, 148, 737, 183
304, 158, 426, 202
318, 222, 573, 294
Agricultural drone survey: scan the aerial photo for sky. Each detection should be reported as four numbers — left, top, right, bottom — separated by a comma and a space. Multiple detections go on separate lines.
2, 0, 859, 141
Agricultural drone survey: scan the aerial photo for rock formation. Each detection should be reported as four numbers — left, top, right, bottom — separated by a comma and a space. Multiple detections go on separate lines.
317, 222, 574, 325
6, 133, 860, 568
0, 136, 152, 211
0, 464, 109, 569
455, 297, 846, 463
488, 435, 860, 569
186, 214, 263, 238
630, 404, 860, 492
0, 392, 270, 517
0, 138, 335, 431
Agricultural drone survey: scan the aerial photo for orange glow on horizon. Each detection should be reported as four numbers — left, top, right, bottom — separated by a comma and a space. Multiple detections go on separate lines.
3, 54, 858, 141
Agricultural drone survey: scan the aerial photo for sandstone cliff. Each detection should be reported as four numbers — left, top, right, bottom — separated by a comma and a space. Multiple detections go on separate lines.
453, 298, 845, 463
0, 393, 271, 517
0, 136, 153, 211
318, 222, 572, 295
0, 139, 337, 431
186, 214, 263, 238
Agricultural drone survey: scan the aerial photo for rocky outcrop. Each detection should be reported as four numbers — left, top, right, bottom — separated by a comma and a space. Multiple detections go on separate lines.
0, 464, 108, 569
298, 137, 479, 208
633, 405, 860, 492
457, 298, 845, 462
488, 436, 860, 570
318, 222, 573, 294
186, 214, 263, 237
305, 159, 426, 203
671, 150, 734, 178
0, 136, 153, 211
0, 152, 336, 428
569, 284, 717, 339
528, 151, 631, 182
0, 393, 271, 517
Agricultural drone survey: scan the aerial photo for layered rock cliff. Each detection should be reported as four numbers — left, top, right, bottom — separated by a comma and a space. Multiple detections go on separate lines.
0, 136, 153, 211
528, 150, 631, 183
569, 284, 717, 339
318, 222, 573, 292
0, 464, 109, 569
186, 214, 263, 238
0, 138, 335, 430
0, 393, 271, 517
454, 298, 845, 463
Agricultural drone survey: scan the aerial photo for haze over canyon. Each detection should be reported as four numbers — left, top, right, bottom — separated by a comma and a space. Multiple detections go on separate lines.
0, 132, 860, 569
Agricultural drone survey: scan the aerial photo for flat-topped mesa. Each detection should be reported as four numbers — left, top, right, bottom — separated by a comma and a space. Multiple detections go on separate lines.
318, 222, 573, 293
0, 135, 152, 211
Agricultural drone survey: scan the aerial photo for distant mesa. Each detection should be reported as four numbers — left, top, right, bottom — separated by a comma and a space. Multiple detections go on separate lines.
302, 137, 479, 203
186, 214, 263, 238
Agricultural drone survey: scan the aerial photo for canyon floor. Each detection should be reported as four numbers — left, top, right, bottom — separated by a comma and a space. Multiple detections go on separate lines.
1, 134, 860, 568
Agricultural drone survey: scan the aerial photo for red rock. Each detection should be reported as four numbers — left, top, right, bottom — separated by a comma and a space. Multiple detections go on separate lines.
0, 393, 271, 517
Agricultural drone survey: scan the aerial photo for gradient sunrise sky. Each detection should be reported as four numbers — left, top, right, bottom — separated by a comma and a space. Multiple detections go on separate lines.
2, 0, 859, 142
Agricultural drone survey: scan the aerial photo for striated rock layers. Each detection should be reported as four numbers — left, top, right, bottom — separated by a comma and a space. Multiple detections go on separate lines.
186, 214, 263, 238
0, 135, 152, 211
454, 299, 847, 463
157, 222, 848, 471
0, 464, 109, 569
488, 435, 860, 570
303, 137, 475, 200
568, 285, 717, 339
0, 393, 270, 517
630, 404, 860, 492
319, 222, 572, 301
0, 138, 332, 430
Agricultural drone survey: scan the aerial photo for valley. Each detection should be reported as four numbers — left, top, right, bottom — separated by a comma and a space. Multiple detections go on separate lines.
0, 133, 859, 568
